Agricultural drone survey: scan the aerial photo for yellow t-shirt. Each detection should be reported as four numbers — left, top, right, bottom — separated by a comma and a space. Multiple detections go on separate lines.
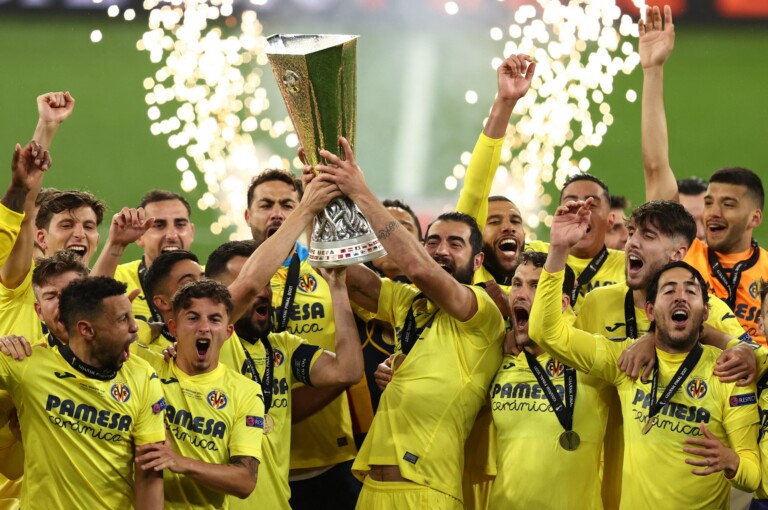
220, 331, 322, 510
0, 344, 166, 509
352, 279, 505, 501
527, 240, 626, 313
490, 352, 611, 508
272, 247, 356, 470
140, 355, 264, 510
114, 259, 155, 323
576, 281, 747, 340
530, 269, 761, 508
0, 265, 46, 341
684, 238, 768, 345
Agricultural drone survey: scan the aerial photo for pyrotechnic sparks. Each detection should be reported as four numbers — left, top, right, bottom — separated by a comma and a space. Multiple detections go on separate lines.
137, 1, 294, 239
450, 0, 642, 236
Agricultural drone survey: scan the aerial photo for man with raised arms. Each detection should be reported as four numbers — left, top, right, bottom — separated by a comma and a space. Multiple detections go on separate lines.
639, 4, 768, 344
317, 140, 505, 509
529, 198, 760, 508
0, 276, 166, 509
490, 250, 612, 508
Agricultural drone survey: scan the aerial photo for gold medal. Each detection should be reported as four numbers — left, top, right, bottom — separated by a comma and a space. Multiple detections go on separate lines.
642, 416, 657, 435
264, 413, 274, 435
559, 430, 580, 451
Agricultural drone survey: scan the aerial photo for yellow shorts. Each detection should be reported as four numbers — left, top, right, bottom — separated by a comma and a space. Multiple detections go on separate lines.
356, 477, 462, 510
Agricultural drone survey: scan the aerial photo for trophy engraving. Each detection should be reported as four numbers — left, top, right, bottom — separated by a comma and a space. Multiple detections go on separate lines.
265, 34, 386, 267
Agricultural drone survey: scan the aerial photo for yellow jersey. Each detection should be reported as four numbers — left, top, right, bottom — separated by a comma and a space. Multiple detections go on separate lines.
115, 259, 155, 323
490, 352, 612, 508
576, 281, 747, 340
272, 245, 356, 470
150, 356, 263, 510
526, 240, 626, 313
684, 238, 768, 345
531, 268, 761, 508
219, 331, 322, 510
352, 279, 505, 501
0, 344, 166, 509
0, 266, 46, 342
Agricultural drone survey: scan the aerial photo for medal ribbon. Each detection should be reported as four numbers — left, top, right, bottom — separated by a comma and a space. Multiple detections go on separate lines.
274, 253, 301, 333
646, 342, 703, 429
241, 334, 274, 414
707, 239, 760, 310
398, 293, 436, 355
624, 288, 639, 339
524, 349, 577, 433
570, 245, 609, 306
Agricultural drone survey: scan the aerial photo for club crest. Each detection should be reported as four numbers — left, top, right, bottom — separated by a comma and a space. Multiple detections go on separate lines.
686, 378, 708, 400
273, 349, 285, 367
298, 274, 318, 293
110, 383, 131, 403
546, 358, 565, 378
207, 390, 228, 409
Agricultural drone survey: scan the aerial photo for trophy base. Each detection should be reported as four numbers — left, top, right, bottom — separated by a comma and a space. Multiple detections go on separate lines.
308, 232, 387, 268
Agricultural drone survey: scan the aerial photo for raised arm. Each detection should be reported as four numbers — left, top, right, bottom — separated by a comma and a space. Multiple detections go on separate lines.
228, 178, 340, 322
530, 200, 603, 373
91, 208, 154, 277
306, 267, 363, 387
456, 54, 536, 227
640, 5, 678, 202
318, 142, 479, 321
344, 264, 382, 313
0, 142, 51, 286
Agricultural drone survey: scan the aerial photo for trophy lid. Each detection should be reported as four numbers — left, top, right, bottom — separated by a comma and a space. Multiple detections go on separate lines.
265, 34, 359, 55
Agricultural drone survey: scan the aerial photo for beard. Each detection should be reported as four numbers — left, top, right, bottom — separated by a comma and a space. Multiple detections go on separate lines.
481, 242, 515, 286
235, 314, 271, 341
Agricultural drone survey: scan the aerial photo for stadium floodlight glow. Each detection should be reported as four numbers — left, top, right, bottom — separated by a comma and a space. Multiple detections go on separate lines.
136, 0, 294, 240
450, 0, 642, 238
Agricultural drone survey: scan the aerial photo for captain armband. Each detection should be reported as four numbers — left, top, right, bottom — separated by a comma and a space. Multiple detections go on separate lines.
292, 344, 323, 386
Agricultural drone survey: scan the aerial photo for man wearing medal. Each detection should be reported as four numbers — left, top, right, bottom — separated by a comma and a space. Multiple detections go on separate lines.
530, 198, 760, 509
490, 250, 612, 508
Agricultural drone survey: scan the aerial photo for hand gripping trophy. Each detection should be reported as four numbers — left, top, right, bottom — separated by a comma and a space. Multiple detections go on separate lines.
265, 34, 386, 267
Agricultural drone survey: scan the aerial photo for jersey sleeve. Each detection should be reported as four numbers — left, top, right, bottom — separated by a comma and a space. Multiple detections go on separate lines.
529, 268, 624, 385
461, 285, 505, 348
721, 383, 761, 492
132, 366, 167, 446
287, 333, 323, 386
707, 295, 750, 339
0, 351, 24, 394
0, 204, 24, 269
455, 132, 504, 231
376, 278, 418, 327
228, 379, 264, 461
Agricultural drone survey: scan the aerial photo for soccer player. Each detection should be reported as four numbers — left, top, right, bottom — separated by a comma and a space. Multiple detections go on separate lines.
605, 195, 629, 251
752, 280, 768, 509
529, 198, 760, 508
113, 190, 196, 323
0, 276, 166, 509
134, 280, 263, 509
490, 251, 610, 507
677, 177, 708, 242
244, 169, 361, 508
318, 139, 506, 509
639, 5, 768, 344
455, 54, 535, 288
206, 239, 364, 510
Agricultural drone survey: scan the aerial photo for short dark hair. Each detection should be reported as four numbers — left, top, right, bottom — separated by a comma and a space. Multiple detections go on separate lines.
709, 167, 764, 210
172, 279, 234, 317
514, 250, 575, 299
32, 250, 90, 291
677, 177, 708, 196
139, 189, 192, 216
646, 261, 709, 306
205, 240, 256, 280
488, 195, 514, 204
143, 250, 200, 304
560, 174, 610, 203
426, 211, 483, 258
36, 190, 107, 230
35, 187, 61, 208
246, 169, 303, 208
629, 200, 697, 246
609, 195, 629, 211
59, 277, 127, 335
383, 199, 423, 241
